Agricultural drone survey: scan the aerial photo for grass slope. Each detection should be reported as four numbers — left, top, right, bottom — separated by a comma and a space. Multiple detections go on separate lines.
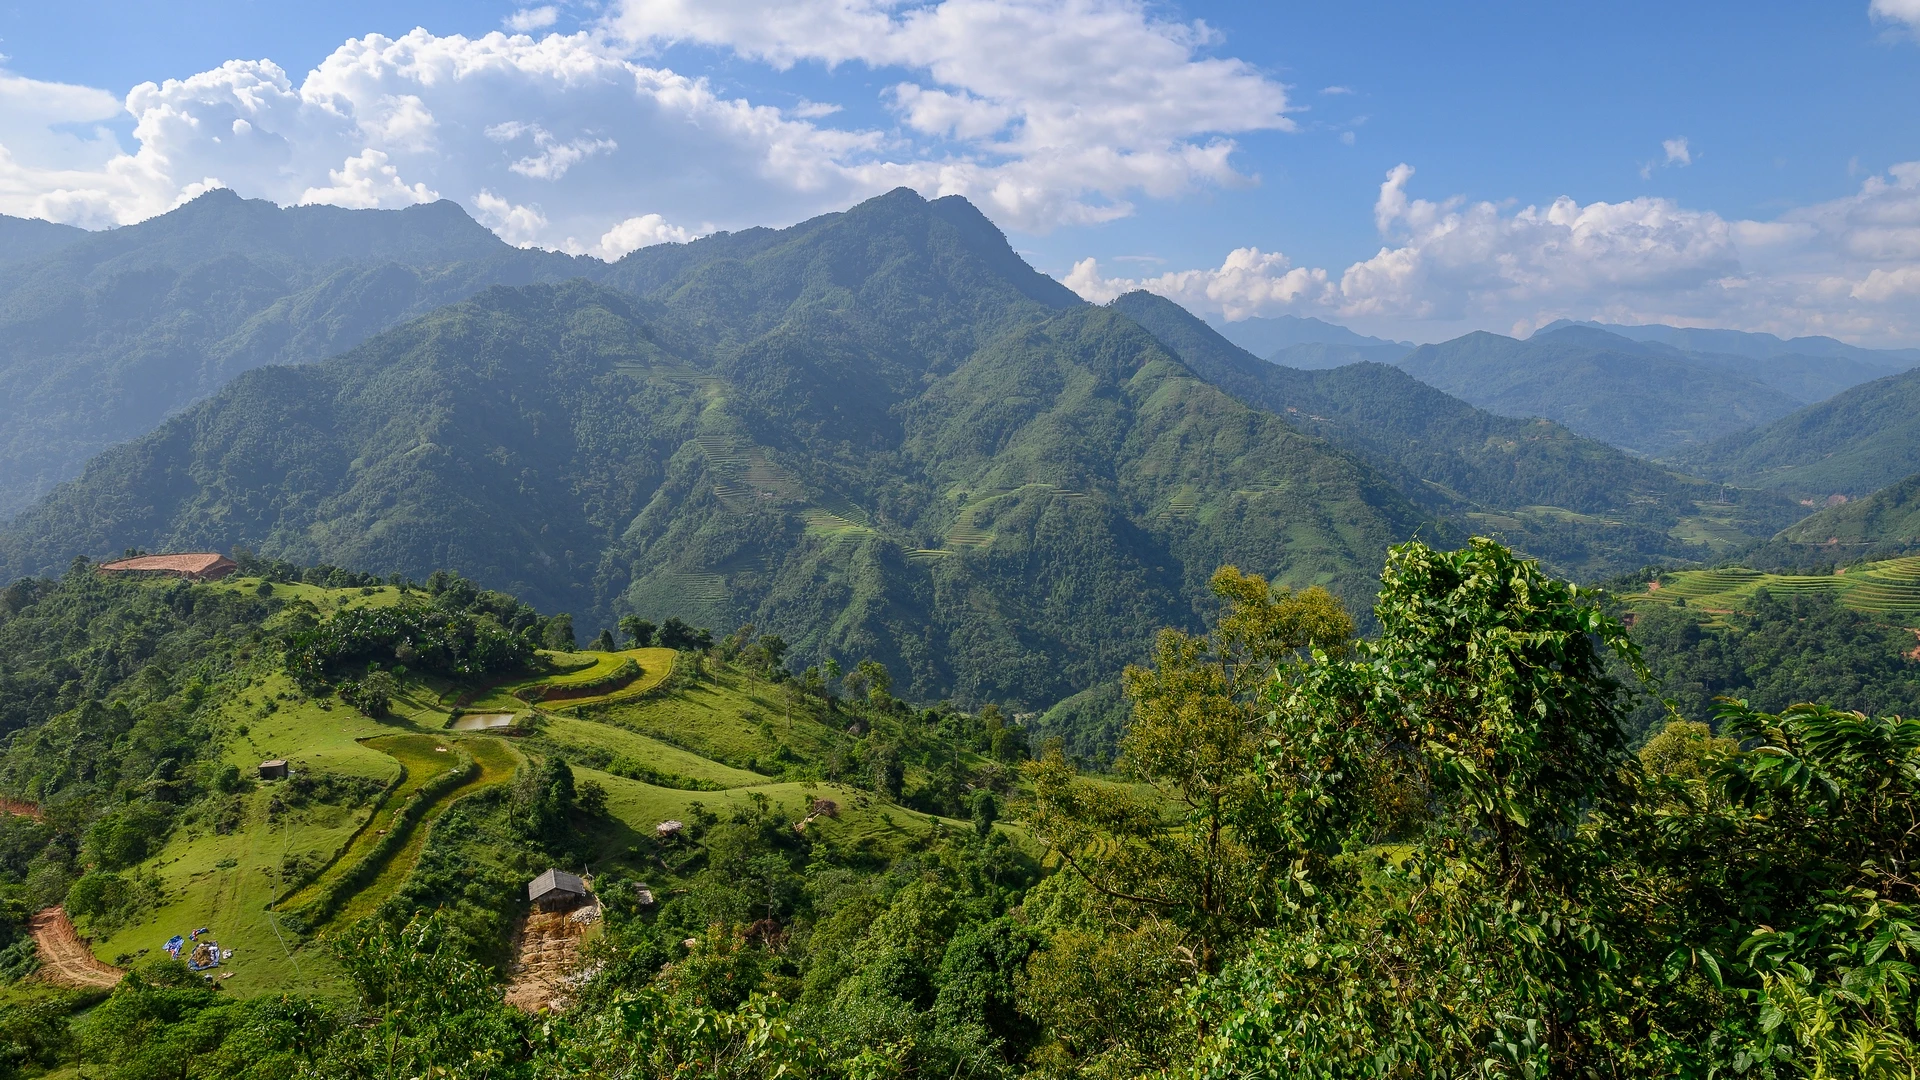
47, 578, 1000, 1002
1622, 554, 1920, 623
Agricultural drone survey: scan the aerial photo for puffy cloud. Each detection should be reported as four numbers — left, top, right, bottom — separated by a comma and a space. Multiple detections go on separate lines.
0, 3, 1290, 243
0, 30, 893, 246
1871, 0, 1920, 29
592, 212, 697, 258
609, 0, 1293, 228
1065, 248, 1329, 319
506, 6, 560, 32
1068, 162, 1920, 346
299, 149, 440, 208
1663, 136, 1692, 167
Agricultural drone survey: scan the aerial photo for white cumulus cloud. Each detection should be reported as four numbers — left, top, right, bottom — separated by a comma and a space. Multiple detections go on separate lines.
506, 6, 560, 32
1871, 0, 1920, 29
608, 0, 1294, 228
0, 5, 1292, 244
1067, 162, 1920, 346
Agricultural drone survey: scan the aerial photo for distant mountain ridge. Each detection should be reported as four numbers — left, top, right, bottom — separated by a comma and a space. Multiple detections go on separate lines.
0, 191, 1431, 715
0, 190, 589, 516
1206, 312, 1412, 354
1115, 292, 1802, 578
1396, 325, 1806, 458
1539, 319, 1920, 367
0, 214, 86, 269
1682, 365, 1920, 498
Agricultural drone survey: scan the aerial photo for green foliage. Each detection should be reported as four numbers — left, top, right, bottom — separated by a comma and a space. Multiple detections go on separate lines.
0, 191, 1431, 720
1624, 590, 1920, 743
283, 600, 533, 691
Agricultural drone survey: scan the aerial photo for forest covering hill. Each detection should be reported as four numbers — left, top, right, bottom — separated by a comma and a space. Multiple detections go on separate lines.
0, 193, 586, 516
1682, 364, 1920, 498
0, 195, 1429, 715
0, 188, 1837, 724
1395, 326, 1810, 457
3, 537, 1919, 1077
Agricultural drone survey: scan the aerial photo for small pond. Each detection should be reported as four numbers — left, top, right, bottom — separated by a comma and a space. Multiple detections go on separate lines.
451, 713, 516, 731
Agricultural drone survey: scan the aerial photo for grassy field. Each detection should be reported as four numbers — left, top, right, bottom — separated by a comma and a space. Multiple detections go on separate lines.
455, 647, 676, 712
47, 581, 1011, 1004
1624, 554, 1920, 622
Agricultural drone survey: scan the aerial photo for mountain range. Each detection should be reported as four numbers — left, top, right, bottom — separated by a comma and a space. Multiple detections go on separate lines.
0, 192, 584, 516
1681, 365, 1920, 499
0, 186, 1900, 715
0, 191, 1431, 713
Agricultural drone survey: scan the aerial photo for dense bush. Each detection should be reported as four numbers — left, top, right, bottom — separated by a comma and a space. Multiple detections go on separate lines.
283, 601, 533, 690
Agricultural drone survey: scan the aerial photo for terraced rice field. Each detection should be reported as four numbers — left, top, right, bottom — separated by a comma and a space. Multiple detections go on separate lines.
1629, 555, 1920, 620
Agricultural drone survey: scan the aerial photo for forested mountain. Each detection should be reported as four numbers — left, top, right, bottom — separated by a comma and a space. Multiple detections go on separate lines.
0, 190, 586, 515
0, 192, 1430, 712
1112, 292, 1803, 579
1396, 325, 1806, 457
1543, 318, 1920, 369
0, 214, 85, 269
1205, 311, 1410, 356
1762, 470, 1920, 558
1682, 366, 1920, 497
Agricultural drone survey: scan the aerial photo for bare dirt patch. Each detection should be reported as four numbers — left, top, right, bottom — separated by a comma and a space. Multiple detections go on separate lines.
504, 905, 599, 1013
30, 907, 123, 988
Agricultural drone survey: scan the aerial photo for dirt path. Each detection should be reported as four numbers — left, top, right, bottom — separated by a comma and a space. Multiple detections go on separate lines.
29, 907, 123, 988
504, 904, 599, 1013
2, 797, 41, 819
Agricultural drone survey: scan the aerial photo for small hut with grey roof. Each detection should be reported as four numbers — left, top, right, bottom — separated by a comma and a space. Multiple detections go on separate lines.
527, 868, 590, 911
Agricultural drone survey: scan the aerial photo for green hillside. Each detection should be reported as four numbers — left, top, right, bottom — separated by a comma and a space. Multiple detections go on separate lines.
1777, 472, 1920, 549
1111, 291, 1804, 579
0, 564, 1021, 1004
1395, 325, 1805, 457
1682, 366, 1920, 497
0, 192, 1429, 712
0, 190, 584, 515
1621, 554, 1920, 621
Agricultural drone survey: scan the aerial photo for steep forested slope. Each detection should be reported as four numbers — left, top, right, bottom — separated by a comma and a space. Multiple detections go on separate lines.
0, 190, 586, 515
1112, 292, 1803, 578
0, 193, 1429, 709
1397, 326, 1804, 456
0, 214, 86, 269
1682, 366, 1920, 498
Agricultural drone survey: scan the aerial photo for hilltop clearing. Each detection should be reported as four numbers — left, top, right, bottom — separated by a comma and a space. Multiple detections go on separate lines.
0, 562, 1038, 1009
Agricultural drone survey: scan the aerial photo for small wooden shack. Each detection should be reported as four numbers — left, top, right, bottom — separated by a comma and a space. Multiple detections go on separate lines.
528, 868, 590, 911
258, 760, 288, 781
97, 553, 238, 581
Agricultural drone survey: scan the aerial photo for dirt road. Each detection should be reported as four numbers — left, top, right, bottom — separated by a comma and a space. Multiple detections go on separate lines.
29, 907, 123, 988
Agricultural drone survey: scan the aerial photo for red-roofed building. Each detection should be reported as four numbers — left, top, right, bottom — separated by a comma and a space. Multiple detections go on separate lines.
96, 553, 238, 581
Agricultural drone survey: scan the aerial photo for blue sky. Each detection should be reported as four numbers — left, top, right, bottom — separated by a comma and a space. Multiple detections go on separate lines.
2, 0, 1917, 343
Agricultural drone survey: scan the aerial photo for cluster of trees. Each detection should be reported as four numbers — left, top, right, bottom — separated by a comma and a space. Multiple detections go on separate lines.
282, 602, 533, 690
0, 563, 281, 958
1622, 586, 1920, 740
